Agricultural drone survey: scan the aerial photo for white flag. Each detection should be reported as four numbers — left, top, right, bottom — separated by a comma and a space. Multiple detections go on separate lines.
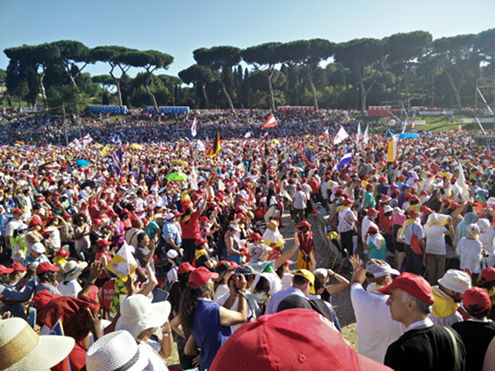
356, 122, 362, 142
333, 126, 349, 145
456, 161, 470, 202
244, 131, 252, 139
363, 124, 369, 144
196, 140, 205, 152
191, 118, 197, 138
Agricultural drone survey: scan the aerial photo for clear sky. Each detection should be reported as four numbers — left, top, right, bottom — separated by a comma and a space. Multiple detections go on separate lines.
1, 0, 494, 78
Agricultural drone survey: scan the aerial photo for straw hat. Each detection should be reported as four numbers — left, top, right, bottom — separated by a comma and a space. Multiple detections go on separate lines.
61, 260, 88, 281
115, 294, 171, 339
86, 330, 148, 371
0, 317, 74, 371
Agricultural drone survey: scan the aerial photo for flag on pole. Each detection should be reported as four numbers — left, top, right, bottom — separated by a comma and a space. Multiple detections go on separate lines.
106, 243, 138, 279
456, 161, 470, 203
206, 133, 221, 158
337, 149, 353, 170
101, 144, 110, 156
244, 131, 252, 139
191, 117, 197, 138
321, 127, 329, 140
333, 126, 349, 145
111, 147, 123, 175
261, 113, 277, 129
409, 112, 416, 130
49, 319, 72, 371
195, 140, 205, 152
363, 124, 369, 144
80, 134, 93, 146
356, 122, 362, 142
263, 132, 269, 137
387, 136, 398, 163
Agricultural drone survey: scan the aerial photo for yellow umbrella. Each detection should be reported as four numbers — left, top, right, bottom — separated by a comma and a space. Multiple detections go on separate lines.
171, 159, 189, 166
272, 139, 280, 145
130, 143, 143, 150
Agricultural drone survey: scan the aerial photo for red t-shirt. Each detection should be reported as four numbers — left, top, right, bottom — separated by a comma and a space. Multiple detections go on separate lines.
180, 210, 201, 240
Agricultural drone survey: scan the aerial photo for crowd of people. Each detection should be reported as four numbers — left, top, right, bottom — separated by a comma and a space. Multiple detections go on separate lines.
0, 108, 495, 370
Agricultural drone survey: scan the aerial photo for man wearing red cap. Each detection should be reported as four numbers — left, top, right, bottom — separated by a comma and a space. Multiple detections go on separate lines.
381, 272, 466, 371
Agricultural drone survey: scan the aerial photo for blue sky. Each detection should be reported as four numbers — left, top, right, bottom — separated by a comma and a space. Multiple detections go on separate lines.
1, 0, 494, 78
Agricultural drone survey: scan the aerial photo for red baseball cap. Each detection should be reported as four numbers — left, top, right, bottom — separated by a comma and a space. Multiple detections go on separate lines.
12, 208, 23, 215
408, 209, 420, 217
481, 267, 495, 283
297, 220, 311, 229
343, 198, 353, 205
36, 262, 60, 274
188, 267, 218, 289
178, 262, 195, 275
210, 308, 392, 371
463, 287, 491, 313
97, 239, 112, 248
9, 262, 27, 272
367, 208, 379, 216
420, 206, 433, 216
56, 248, 70, 257
0, 264, 14, 275
379, 272, 434, 305
249, 233, 263, 241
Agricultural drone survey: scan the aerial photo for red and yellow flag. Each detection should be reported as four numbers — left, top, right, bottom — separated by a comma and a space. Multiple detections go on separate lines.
206, 132, 221, 158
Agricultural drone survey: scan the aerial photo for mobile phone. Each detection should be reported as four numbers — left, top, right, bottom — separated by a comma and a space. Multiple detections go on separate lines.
152, 288, 169, 303
28, 307, 36, 328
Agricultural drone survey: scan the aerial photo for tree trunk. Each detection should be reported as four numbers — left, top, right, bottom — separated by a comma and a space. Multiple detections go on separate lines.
306, 69, 319, 111
109, 67, 123, 107
145, 73, 158, 112
266, 69, 276, 112
218, 78, 235, 113
445, 70, 463, 111
201, 82, 210, 108
39, 71, 47, 108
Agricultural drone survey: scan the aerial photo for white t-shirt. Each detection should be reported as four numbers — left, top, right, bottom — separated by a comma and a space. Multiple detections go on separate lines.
213, 283, 230, 302
216, 292, 260, 332
293, 190, 308, 210
350, 283, 405, 363
480, 229, 495, 257
457, 237, 482, 274
361, 216, 378, 243
424, 224, 448, 255
138, 340, 168, 371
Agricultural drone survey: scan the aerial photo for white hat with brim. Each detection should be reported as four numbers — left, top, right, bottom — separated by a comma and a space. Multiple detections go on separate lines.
229, 224, 241, 232
86, 330, 149, 371
0, 317, 75, 371
115, 294, 171, 340
61, 260, 88, 281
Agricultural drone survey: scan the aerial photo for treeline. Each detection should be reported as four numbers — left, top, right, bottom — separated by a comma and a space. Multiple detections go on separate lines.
2, 29, 494, 112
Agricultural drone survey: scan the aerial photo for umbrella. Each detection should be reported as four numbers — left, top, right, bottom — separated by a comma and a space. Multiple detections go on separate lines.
171, 159, 189, 166
165, 172, 188, 181
76, 159, 90, 167
130, 143, 143, 150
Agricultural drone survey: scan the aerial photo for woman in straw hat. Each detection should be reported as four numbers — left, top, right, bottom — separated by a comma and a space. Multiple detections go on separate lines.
0, 317, 74, 371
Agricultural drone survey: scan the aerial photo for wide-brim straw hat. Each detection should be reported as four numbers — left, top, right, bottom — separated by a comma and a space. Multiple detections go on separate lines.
61, 260, 88, 281
0, 317, 74, 371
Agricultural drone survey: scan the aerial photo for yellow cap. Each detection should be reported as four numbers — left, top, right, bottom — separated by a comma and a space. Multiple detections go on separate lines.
294, 269, 315, 287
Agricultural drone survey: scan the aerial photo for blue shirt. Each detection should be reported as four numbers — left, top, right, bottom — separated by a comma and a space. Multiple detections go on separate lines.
162, 222, 182, 247
192, 298, 231, 370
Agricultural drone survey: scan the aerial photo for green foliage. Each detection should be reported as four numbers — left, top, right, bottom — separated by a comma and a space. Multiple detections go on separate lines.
46, 84, 90, 113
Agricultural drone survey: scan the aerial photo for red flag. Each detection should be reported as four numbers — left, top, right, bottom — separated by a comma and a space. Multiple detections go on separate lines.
263, 132, 269, 137
261, 114, 277, 129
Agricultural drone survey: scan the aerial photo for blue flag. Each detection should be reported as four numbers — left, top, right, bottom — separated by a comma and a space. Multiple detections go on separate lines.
337, 150, 353, 170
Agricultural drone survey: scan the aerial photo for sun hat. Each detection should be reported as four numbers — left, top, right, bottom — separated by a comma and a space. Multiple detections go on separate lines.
365, 261, 400, 278
86, 330, 148, 371
250, 244, 272, 261
167, 249, 179, 259
115, 294, 171, 340
164, 212, 176, 220
61, 260, 88, 281
36, 262, 59, 274
210, 308, 392, 371
0, 317, 75, 371
229, 224, 241, 232
379, 272, 434, 305
438, 269, 472, 294
468, 223, 480, 237
478, 218, 491, 233
188, 266, 219, 289
463, 287, 491, 314
383, 205, 393, 214
31, 242, 46, 254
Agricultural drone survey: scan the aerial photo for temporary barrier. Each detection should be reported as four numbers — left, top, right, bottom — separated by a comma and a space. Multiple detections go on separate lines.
87, 105, 127, 114
146, 106, 190, 115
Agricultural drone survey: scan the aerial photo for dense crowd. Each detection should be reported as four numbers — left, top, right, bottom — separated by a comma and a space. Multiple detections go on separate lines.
1, 109, 495, 370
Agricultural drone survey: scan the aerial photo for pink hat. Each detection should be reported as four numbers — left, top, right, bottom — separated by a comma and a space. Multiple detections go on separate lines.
210, 308, 391, 371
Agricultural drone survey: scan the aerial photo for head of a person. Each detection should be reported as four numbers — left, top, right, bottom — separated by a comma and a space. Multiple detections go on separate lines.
209, 308, 390, 371
275, 259, 293, 278
116, 294, 171, 341
297, 220, 311, 233
12, 208, 23, 220
365, 260, 400, 287
292, 269, 315, 296
179, 267, 219, 336
233, 265, 257, 290
0, 264, 14, 284
136, 232, 150, 248
30, 242, 45, 259
380, 272, 434, 326
367, 208, 378, 220
73, 212, 87, 226
438, 269, 472, 303
479, 267, 495, 304
215, 260, 236, 284
166, 248, 179, 265
463, 287, 492, 319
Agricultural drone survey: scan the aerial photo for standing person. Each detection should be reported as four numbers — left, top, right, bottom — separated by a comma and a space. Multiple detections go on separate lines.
349, 256, 404, 363
457, 223, 483, 280
295, 220, 316, 270
380, 272, 467, 371
179, 266, 247, 371
424, 213, 451, 284
292, 184, 308, 224
399, 210, 425, 275
180, 196, 207, 263
338, 198, 357, 258
224, 224, 243, 265
452, 287, 495, 371
73, 212, 91, 259
162, 211, 182, 254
